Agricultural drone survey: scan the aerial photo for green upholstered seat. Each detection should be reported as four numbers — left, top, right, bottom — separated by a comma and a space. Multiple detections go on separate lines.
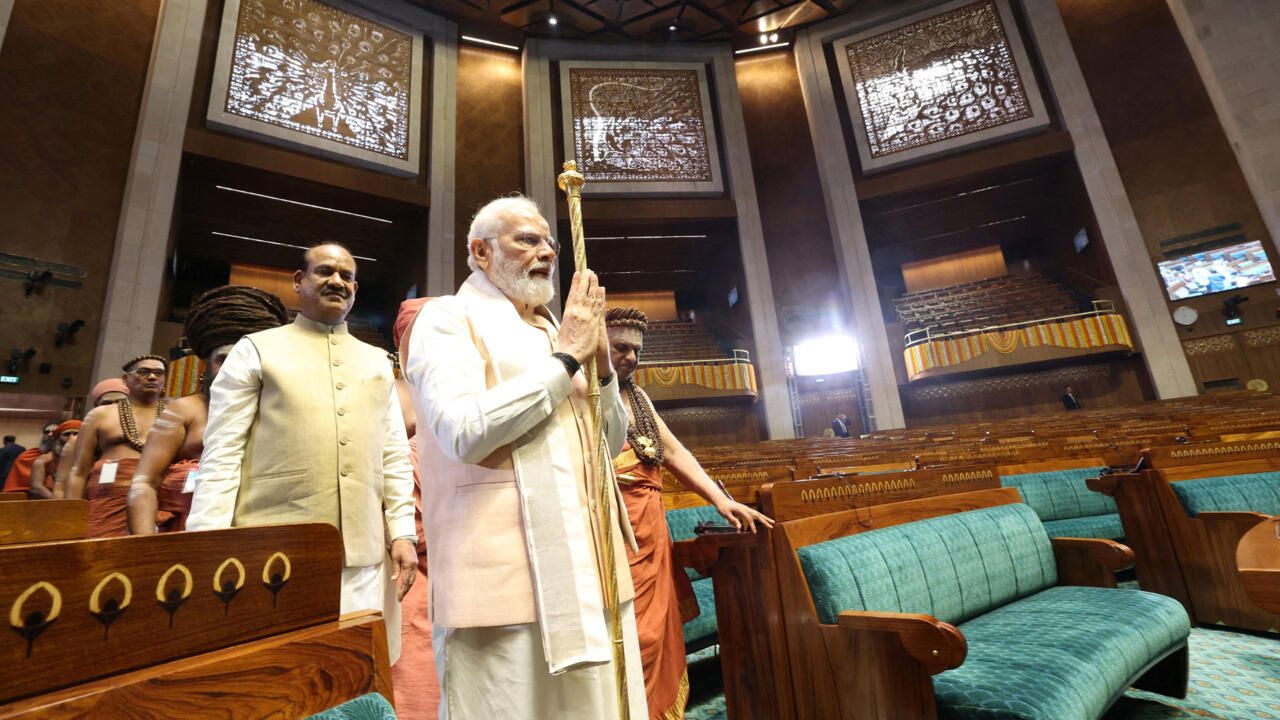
1002, 468, 1121, 539
666, 504, 724, 649
936, 586, 1189, 720
306, 693, 397, 720
797, 503, 1191, 719
683, 576, 718, 646
1041, 513, 1124, 540
799, 504, 1057, 626
667, 504, 725, 543
1169, 472, 1280, 517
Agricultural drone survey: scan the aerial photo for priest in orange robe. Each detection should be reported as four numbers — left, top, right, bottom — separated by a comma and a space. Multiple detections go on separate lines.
605, 307, 772, 719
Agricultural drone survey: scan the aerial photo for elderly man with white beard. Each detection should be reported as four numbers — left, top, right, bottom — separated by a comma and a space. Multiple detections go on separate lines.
404, 195, 646, 719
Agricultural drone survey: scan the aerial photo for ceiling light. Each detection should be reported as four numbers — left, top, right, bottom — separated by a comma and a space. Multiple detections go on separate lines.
214, 186, 393, 224
769, 32, 778, 43
548, 15, 558, 25
669, 24, 677, 31
461, 35, 520, 52
211, 231, 378, 263
735, 42, 790, 55
759, 33, 768, 44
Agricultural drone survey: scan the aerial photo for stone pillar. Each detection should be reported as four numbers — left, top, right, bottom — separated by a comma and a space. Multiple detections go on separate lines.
1166, 0, 1280, 249
92, 0, 209, 383
793, 29, 907, 430
1022, 0, 1199, 398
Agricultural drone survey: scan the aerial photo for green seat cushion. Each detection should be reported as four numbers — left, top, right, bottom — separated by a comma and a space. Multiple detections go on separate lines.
1001, 468, 1115, 522
306, 693, 397, 720
1041, 513, 1124, 540
667, 504, 724, 581
798, 503, 1056, 626
683, 576, 717, 646
935, 586, 1190, 720
1169, 472, 1280, 517
666, 504, 724, 542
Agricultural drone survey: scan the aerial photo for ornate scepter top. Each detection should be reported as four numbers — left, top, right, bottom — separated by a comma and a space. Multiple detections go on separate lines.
557, 160, 585, 194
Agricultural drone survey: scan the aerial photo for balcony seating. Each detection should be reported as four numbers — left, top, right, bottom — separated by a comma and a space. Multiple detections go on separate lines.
893, 274, 1085, 336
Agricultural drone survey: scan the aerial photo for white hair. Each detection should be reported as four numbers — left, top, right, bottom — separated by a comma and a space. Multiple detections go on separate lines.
466, 194, 541, 272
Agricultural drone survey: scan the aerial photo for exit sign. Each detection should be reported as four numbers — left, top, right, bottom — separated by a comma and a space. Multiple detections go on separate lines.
0, 376, 19, 385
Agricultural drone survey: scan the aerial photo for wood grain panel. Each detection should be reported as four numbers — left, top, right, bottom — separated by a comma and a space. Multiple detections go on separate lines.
0, 613, 390, 719
902, 245, 1007, 294
454, 45, 524, 288
0, 524, 342, 704
0, 500, 87, 546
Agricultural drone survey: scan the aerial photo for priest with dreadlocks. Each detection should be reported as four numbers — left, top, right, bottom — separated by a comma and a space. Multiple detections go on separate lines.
127, 285, 289, 534
604, 307, 773, 719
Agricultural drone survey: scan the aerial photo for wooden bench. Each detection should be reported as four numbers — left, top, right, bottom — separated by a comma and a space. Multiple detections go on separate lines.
1090, 440, 1280, 633
774, 488, 1189, 719
0, 500, 88, 546
0, 524, 393, 717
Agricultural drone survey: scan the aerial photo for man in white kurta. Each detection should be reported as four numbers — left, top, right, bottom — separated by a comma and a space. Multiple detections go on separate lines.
188, 244, 417, 663
405, 196, 646, 719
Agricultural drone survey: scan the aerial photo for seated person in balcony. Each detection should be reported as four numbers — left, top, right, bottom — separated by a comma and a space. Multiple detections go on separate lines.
606, 306, 772, 719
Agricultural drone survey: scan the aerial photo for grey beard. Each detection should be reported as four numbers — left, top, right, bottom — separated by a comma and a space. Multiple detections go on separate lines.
492, 258, 555, 307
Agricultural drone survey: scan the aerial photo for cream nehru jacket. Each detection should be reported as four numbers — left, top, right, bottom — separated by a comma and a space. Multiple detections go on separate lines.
407, 271, 635, 630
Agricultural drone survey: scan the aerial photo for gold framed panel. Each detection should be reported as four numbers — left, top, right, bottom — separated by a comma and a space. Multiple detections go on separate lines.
833, 0, 1049, 172
558, 60, 725, 196
207, 0, 424, 176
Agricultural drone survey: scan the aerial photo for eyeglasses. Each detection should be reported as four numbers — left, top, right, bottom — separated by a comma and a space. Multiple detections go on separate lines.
504, 233, 559, 255
128, 368, 166, 378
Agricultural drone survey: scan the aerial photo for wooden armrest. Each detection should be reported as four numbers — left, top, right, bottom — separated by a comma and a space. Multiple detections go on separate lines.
1196, 510, 1270, 524
1086, 474, 1120, 496
836, 610, 966, 674
672, 538, 717, 576
1052, 537, 1134, 587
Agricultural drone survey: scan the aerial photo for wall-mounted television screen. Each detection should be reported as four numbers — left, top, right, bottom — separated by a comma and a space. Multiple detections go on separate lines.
1157, 239, 1276, 300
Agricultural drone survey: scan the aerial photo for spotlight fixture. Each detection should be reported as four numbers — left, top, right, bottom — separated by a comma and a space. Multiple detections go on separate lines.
759, 33, 768, 44
548, 15, 558, 25
54, 318, 85, 348
769, 32, 778, 43
23, 270, 52, 297
669, 24, 677, 31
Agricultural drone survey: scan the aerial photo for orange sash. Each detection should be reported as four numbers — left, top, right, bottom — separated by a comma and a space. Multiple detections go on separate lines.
86, 457, 139, 538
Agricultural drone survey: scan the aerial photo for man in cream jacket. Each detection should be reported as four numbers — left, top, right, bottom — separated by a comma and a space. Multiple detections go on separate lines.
188, 243, 417, 662
405, 195, 646, 719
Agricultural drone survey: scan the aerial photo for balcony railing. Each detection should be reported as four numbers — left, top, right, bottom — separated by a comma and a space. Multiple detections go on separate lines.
904, 300, 1118, 348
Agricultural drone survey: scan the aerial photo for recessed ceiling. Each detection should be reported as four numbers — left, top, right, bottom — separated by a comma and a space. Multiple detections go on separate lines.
412, 0, 867, 43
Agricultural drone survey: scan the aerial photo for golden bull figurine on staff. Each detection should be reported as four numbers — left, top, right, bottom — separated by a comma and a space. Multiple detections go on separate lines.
557, 159, 631, 720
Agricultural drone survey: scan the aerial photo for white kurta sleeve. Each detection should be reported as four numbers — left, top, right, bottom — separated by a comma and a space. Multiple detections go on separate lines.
381, 386, 415, 541
405, 299, 574, 466
186, 338, 262, 531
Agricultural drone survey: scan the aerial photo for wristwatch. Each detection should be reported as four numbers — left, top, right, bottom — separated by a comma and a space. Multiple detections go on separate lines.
552, 352, 581, 377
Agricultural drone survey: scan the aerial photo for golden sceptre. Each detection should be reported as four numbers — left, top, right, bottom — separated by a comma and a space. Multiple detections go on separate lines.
557, 160, 630, 720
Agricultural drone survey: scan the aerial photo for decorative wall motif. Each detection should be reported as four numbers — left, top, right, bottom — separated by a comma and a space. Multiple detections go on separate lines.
1182, 334, 1239, 356
834, 0, 1049, 171
559, 61, 724, 195
1242, 327, 1280, 348
906, 362, 1109, 401
208, 0, 423, 175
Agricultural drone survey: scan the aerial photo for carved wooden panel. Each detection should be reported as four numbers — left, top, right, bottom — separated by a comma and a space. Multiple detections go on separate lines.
834, 0, 1049, 171
0, 525, 342, 703
559, 61, 724, 196
208, 0, 424, 175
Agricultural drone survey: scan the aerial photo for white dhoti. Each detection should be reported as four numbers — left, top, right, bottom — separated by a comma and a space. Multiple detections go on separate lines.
433, 599, 647, 720
342, 555, 403, 664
